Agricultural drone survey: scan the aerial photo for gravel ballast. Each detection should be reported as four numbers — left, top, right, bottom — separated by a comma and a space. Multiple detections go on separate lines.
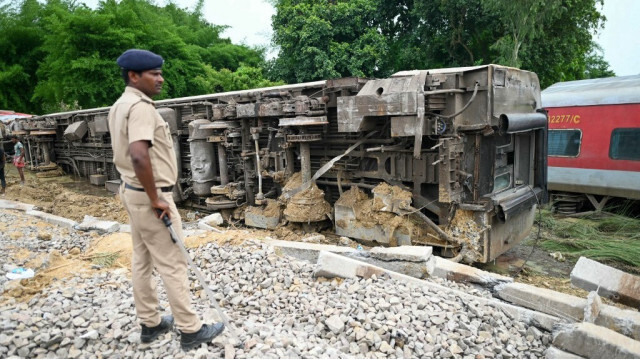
1, 209, 552, 358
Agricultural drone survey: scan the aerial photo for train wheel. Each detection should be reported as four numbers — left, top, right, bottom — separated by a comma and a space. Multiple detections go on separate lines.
551, 192, 585, 215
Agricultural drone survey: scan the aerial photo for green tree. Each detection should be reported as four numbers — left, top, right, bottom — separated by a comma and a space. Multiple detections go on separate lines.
0, 0, 277, 113
583, 46, 615, 79
523, 0, 609, 87
269, 0, 613, 88
482, 0, 560, 68
0, 0, 47, 113
270, 0, 390, 83
409, 0, 500, 68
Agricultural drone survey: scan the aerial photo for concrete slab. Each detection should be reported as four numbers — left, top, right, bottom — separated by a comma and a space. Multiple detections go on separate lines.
89, 174, 107, 186
314, 251, 562, 331
595, 305, 640, 341
344, 250, 435, 278
265, 239, 357, 263
75, 215, 120, 234
432, 257, 513, 287
570, 257, 640, 308
584, 291, 602, 324
369, 245, 432, 262
0, 199, 35, 212
545, 347, 586, 359
118, 224, 131, 233
25, 210, 78, 229
494, 282, 640, 340
552, 322, 640, 359
495, 282, 587, 322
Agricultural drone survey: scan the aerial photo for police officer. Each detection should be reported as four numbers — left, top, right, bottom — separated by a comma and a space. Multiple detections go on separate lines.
108, 49, 224, 350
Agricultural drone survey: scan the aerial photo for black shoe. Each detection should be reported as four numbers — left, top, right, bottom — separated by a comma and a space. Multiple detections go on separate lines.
180, 322, 225, 351
140, 315, 174, 343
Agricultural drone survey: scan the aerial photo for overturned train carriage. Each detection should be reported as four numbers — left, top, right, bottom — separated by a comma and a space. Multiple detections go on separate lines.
16, 65, 547, 263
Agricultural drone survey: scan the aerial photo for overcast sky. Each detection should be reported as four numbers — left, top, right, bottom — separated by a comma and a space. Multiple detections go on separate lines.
83, 0, 639, 77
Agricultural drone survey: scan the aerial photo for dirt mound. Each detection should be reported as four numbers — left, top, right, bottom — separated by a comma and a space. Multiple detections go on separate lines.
51, 191, 128, 223
184, 229, 271, 248
3, 179, 129, 223
279, 173, 331, 223
282, 183, 332, 222
85, 232, 133, 269
446, 209, 483, 261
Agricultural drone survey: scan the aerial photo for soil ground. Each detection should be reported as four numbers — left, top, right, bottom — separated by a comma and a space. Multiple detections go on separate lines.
2, 165, 637, 300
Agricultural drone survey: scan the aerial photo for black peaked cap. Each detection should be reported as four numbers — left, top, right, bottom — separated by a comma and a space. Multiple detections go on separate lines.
117, 49, 164, 71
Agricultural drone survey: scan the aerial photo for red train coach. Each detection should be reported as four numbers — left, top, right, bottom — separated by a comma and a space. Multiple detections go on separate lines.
541, 75, 640, 213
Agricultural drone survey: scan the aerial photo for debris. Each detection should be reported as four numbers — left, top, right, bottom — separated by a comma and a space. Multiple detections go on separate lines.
570, 256, 640, 308
552, 322, 640, 359
545, 346, 586, 359
265, 238, 356, 263
584, 291, 602, 324
201, 213, 224, 227
75, 215, 120, 234
494, 282, 586, 322
550, 251, 566, 262
37, 231, 52, 241
280, 176, 331, 223
301, 234, 324, 243
5, 267, 34, 280
1, 208, 556, 358
432, 256, 513, 287
338, 236, 351, 246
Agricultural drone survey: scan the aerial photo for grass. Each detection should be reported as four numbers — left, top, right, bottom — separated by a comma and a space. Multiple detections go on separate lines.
83, 251, 121, 267
536, 209, 640, 272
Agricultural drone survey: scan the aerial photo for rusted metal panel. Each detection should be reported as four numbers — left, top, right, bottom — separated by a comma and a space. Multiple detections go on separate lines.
279, 116, 328, 127
258, 101, 284, 117
236, 103, 256, 118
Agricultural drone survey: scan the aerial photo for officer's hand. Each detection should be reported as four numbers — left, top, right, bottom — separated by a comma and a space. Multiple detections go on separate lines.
151, 198, 171, 220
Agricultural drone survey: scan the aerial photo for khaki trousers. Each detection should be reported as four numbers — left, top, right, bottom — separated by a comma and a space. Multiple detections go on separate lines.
120, 186, 202, 333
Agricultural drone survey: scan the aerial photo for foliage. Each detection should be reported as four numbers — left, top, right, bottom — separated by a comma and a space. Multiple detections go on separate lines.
520, 0, 610, 88
0, 0, 46, 112
540, 214, 640, 272
482, 0, 560, 68
583, 47, 616, 79
194, 64, 283, 93
269, 0, 613, 87
270, 0, 390, 83
0, 0, 276, 113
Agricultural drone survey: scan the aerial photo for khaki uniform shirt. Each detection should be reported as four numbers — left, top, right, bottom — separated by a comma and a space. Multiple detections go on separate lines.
108, 86, 177, 188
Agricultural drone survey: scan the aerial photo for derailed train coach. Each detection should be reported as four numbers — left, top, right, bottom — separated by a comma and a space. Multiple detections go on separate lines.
15, 64, 547, 263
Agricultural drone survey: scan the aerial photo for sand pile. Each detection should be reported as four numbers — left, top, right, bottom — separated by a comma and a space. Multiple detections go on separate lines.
3, 179, 129, 223
279, 173, 331, 223
335, 186, 434, 246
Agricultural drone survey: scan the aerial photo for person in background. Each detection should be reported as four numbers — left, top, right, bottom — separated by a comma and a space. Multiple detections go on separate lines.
10, 135, 25, 185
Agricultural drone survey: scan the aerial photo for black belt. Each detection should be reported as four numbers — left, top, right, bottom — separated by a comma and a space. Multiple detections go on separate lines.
125, 183, 174, 193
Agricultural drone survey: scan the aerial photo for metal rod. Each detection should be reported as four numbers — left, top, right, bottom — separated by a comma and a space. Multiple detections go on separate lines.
254, 139, 263, 199
300, 142, 311, 183
285, 148, 294, 178
217, 143, 229, 185
410, 206, 463, 247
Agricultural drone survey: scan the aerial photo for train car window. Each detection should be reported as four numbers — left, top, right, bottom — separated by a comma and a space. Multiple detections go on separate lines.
548, 129, 581, 157
610, 128, 640, 161
493, 172, 511, 193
